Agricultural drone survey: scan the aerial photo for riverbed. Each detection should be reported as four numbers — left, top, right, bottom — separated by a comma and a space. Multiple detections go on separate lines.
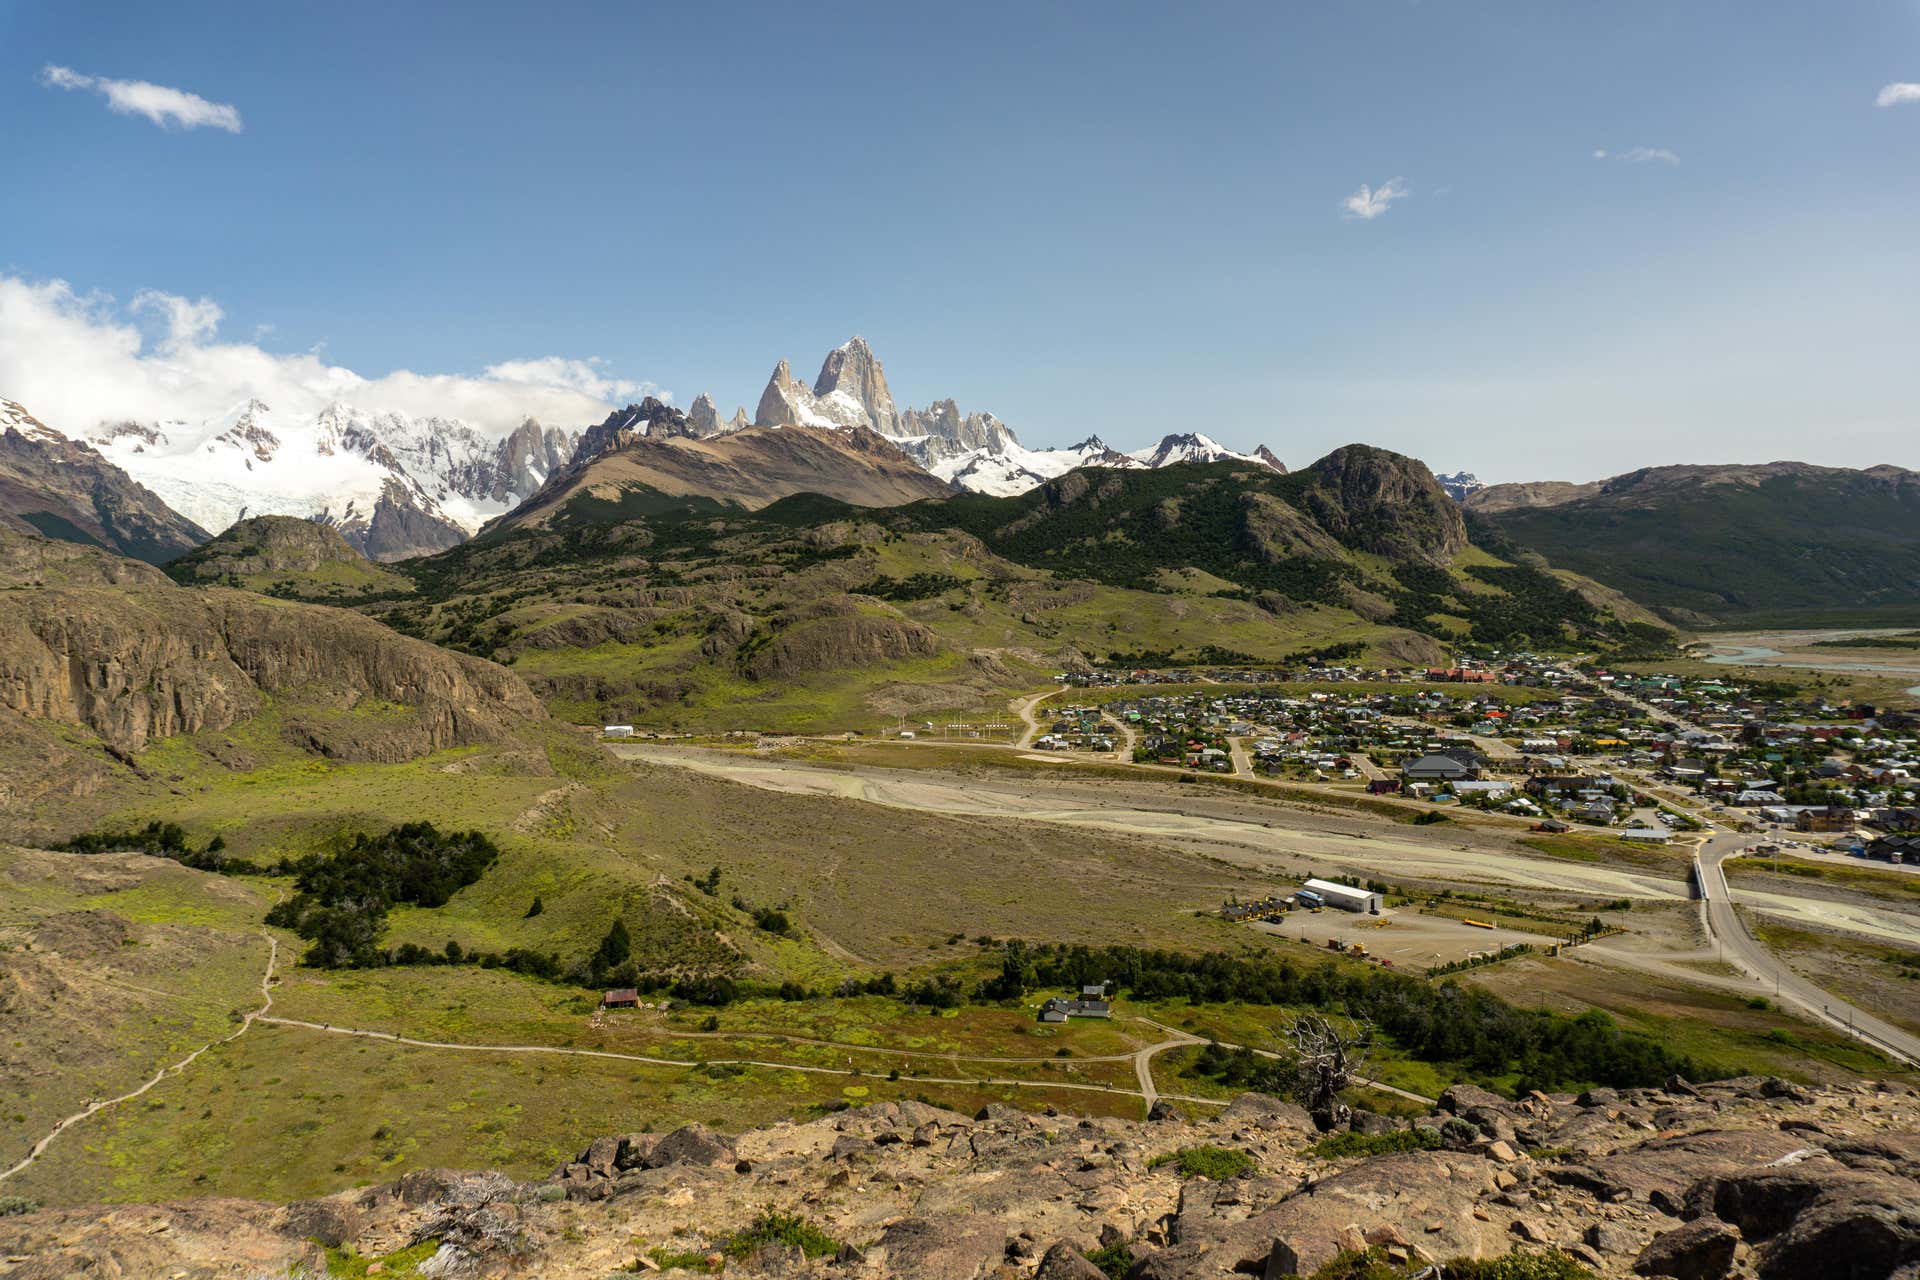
1702, 628, 1920, 698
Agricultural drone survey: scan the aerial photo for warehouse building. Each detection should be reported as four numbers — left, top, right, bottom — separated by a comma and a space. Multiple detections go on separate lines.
1301, 878, 1383, 914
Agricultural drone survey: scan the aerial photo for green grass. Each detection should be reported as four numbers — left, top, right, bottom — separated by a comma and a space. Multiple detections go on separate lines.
1728, 855, 1920, 904
325, 1240, 440, 1278
1310, 1127, 1442, 1159
1148, 1144, 1256, 1179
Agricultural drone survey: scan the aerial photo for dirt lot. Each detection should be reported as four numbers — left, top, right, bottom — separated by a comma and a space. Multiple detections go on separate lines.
1246, 906, 1556, 970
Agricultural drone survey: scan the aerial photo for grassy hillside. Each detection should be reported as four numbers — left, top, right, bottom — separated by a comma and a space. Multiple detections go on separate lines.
1470, 464, 1920, 624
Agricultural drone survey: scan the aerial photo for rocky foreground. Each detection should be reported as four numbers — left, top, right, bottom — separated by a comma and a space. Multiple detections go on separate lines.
4, 1076, 1917, 1279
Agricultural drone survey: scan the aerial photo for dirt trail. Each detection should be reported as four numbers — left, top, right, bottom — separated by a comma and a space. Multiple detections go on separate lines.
255, 1015, 1226, 1116
1012, 688, 1061, 749
1, 927, 282, 1184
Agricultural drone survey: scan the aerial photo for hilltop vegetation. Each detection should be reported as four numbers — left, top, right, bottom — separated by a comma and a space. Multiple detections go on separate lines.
1468, 462, 1920, 624
304, 450, 1674, 733
165, 514, 414, 601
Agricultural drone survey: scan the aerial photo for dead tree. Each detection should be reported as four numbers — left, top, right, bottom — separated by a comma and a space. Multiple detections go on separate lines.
1281, 1011, 1374, 1131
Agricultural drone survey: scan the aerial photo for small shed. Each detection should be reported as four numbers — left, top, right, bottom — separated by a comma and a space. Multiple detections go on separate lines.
602, 988, 640, 1009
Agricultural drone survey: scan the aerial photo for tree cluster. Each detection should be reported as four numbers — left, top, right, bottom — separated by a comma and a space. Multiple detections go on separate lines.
264, 822, 499, 968
989, 941, 1707, 1091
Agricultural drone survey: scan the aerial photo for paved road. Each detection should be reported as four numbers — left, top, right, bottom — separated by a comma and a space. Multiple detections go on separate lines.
1695, 834, 1920, 1067
1226, 736, 1255, 779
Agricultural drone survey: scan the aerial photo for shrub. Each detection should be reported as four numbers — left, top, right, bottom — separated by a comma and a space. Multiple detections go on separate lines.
1148, 1145, 1256, 1180
1310, 1127, 1442, 1159
0, 1195, 39, 1217
1298, 1247, 1596, 1280
720, 1210, 840, 1260
1084, 1240, 1136, 1278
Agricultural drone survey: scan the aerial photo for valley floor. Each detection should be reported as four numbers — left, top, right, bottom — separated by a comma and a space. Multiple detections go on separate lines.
3, 722, 1916, 1212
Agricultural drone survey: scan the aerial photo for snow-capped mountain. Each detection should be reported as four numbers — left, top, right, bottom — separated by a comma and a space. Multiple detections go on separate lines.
734, 339, 1284, 496
2, 398, 211, 562
85, 400, 578, 560
925, 436, 1139, 497
1128, 432, 1268, 469
1434, 471, 1485, 503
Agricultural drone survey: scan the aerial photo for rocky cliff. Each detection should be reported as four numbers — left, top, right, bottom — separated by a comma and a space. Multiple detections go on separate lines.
7, 1077, 1914, 1279
1300, 445, 1470, 566
0, 399, 209, 563
0, 528, 543, 810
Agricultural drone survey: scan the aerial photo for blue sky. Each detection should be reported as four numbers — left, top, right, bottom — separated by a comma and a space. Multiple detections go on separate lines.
1, 0, 1917, 480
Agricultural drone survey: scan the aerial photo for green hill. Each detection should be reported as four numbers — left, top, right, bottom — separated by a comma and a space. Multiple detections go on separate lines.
1468, 462, 1920, 625
318, 445, 1671, 732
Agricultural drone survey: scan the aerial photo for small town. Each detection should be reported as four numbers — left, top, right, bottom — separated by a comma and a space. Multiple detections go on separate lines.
1040, 652, 1919, 859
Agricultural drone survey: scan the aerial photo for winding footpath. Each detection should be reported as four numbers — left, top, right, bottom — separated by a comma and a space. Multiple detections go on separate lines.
1, 928, 282, 1185
255, 1014, 1231, 1114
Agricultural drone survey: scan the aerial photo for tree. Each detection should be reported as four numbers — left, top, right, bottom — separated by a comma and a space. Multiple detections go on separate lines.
1279, 1012, 1374, 1131
594, 918, 631, 972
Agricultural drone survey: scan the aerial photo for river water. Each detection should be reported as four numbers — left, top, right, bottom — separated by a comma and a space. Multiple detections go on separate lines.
1701, 628, 1920, 698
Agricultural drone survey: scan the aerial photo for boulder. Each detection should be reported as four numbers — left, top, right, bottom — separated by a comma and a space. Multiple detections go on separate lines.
1217, 1094, 1316, 1137
875, 1214, 1008, 1280
1036, 1241, 1110, 1280
1692, 1163, 1920, 1280
1586, 1221, 1639, 1254
582, 1135, 620, 1178
278, 1198, 363, 1249
644, 1124, 735, 1170
1633, 1217, 1740, 1280
614, 1133, 658, 1171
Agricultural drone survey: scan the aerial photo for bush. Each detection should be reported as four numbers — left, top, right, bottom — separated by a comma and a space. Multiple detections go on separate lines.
52, 821, 255, 873
1310, 1127, 1441, 1159
0, 1195, 39, 1217
1439, 1250, 1597, 1280
1298, 1247, 1596, 1280
1148, 1145, 1256, 1180
720, 1210, 840, 1260
1084, 1240, 1136, 1278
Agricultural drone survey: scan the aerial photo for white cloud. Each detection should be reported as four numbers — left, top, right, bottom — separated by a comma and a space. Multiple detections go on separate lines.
1877, 82, 1920, 108
0, 275, 661, 438
1342, 177, 1408, 221
132, 289, 224, 350
1594, 146, 1680, 166
39, 64, 243, 132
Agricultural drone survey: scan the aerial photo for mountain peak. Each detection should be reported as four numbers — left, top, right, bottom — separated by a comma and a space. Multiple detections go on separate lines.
812, 335, 899, 435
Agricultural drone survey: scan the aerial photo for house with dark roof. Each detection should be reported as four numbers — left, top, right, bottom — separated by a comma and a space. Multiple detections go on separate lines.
1401, 753, 1476, 783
